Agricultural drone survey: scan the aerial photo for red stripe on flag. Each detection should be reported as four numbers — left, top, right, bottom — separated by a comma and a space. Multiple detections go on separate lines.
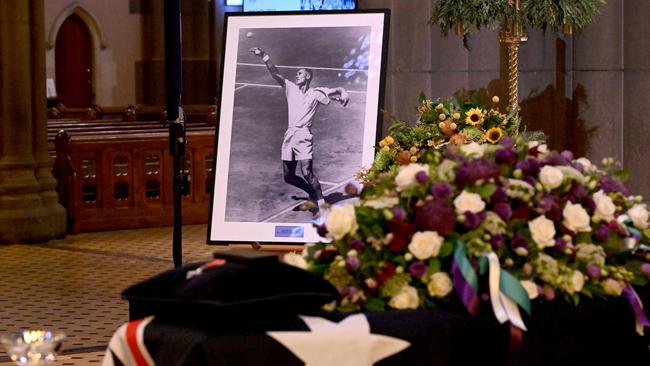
126, 318, 150, 366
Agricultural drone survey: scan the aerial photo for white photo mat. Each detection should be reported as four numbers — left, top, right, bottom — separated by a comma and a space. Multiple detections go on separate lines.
208, 10, 389, 244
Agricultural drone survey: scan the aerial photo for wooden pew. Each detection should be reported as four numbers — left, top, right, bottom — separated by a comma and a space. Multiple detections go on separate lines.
53, 128, 215, 233
48, 104, 216, 126
47, 120, 211, 156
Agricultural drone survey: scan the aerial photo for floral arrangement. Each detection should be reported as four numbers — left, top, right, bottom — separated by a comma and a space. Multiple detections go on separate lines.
366, 93, 520, 183
287, 137, 650, 332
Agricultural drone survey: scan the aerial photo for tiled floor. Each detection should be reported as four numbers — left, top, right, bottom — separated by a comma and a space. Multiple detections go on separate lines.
0, 225, 218, 365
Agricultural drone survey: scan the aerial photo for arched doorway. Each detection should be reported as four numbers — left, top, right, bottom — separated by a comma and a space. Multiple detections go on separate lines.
55, 14, 93, 108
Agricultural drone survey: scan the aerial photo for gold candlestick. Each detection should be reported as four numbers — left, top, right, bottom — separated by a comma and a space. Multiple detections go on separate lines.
498, 0, 528, 114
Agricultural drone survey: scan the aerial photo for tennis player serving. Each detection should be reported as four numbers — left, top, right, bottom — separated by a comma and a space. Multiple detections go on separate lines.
250, 46, 350, 220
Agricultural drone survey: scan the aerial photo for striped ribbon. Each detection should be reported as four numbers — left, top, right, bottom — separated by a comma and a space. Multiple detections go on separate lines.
452, 241, 480, 315
451, 240, 531, 330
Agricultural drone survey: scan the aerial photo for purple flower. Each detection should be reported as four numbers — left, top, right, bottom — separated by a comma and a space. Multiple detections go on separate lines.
523, 175, 537, 187
431, 183, 453, 200
500, 136, 514, 148
555, 237, 568, 251
317, 223, 328, 237
543, 287, 556, 301
346, 256, 360, 271
415, 171, 429, 184
491, 187, 508, 203
516, 158, 540, 175
339, 286, 358, 296
415, 198, 456, 235
495, 148, 518, 165
600, 176, 630, 195
560, 150, 574, 161
511, 235, 529, 249
491, 234, 504, 251
537, 193, 563, 221
494, 202, 513, 220
468, 159, 501, 181
608, 220, 623, 234
583, 197, 596, 211
456, 159, 501, 187
455, 165, 471, 186
344, 183, 359, 196
463, 211, 483, 229
586, 264, 601, 279
594, 224, 610, 242
641, 263, 650, 279
544, 152, 571, 166
392, 206, 407, 221
568, 182, 588, 200
350, 239, 366, 251
409, 261, 428, 278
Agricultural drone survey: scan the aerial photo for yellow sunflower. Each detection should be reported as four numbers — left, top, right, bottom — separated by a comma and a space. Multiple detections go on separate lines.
465, 108, 484, 126
486, 127, 504, 144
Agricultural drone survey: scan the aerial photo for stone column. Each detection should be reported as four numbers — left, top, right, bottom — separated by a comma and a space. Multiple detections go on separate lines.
0, 0, 66, 243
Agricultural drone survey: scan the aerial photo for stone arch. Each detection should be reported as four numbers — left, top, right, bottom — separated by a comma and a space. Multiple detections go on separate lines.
46, 2, 116, 105
46, 3, 107, 50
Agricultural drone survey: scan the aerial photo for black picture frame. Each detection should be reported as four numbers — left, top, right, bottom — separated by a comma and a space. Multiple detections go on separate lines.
208, 9, 390, 245
243, 0, 357, 12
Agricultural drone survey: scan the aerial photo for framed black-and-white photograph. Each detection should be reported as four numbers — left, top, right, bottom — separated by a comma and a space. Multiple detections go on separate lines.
208, 10, 390, 245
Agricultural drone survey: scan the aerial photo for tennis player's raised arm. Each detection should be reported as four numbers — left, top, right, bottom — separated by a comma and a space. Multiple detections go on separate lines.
250, 47, 285, 86
325, 87, 350, 107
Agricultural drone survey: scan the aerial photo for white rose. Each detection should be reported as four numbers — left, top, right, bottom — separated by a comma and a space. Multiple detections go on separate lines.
428, 272, 453, 297
453, 190, 485, 214
562, 202, 592, 233
528, 215, 556, 249
575, 157, 596, 172
460, 142, 487, 158
395, 163, 429, 191
601, 278, 625, 296
539, 165, 564, 190
408, 231, 443, 260
388, 285, 419, 309
592, 190, 616, 222
628, 204, 649, 229
519, 280, 539, 300
283, 252, 307, 270
571, 270, 585, 293
325, 204, 358, 240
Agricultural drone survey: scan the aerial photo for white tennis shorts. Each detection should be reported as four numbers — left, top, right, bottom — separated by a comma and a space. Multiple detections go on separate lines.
281, 126, 313, 161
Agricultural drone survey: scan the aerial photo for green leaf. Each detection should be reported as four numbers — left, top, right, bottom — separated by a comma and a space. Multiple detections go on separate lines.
428, 258, 441, 275
612, 169, 630, 182
364, 297, 386, 312
574, 232, 592, 245
476, 183, 497, 199
309, 263, 329, 277
438, 241, 453, 258
631, 276, 648, 287
419, 92, 427, 103
470, 90, 483, 106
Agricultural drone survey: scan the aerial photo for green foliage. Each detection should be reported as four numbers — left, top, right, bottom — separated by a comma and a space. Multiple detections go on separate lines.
364, 297, 386, 312
380, 273, 411, 298
430, 0, 606, 37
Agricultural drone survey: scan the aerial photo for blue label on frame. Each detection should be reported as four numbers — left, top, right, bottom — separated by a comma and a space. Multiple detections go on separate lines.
275, 225, 304, 238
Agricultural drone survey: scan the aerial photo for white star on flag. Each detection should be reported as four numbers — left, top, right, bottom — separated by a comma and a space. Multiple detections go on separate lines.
267, 314, 410, 366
